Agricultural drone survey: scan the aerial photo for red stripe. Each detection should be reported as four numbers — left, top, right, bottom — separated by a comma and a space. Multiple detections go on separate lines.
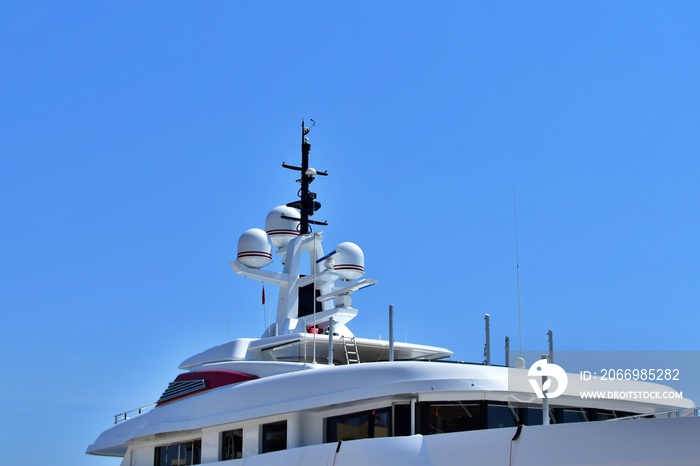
157, 371, 259, 406
174, 370, 258, 387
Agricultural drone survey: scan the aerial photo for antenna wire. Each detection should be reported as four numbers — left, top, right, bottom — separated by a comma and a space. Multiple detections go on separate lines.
513, 181, 523, 356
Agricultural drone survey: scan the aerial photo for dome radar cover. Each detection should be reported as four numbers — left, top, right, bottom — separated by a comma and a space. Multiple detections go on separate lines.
333, 242, 365, 280
237, 228, 273, 269
265, 206, 301, 248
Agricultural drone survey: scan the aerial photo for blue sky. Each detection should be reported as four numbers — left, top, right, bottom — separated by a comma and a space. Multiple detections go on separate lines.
2, 2, 699, 465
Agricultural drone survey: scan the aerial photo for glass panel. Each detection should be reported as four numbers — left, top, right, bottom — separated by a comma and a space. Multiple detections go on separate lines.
167, 444, 181, 466
298, 283, 322, 317
326, 409, 392, 442
221, 429, 243, 460
328, 411, 369, 442
153, 440, 201, 466
595, 410, 615, 421
422, 402, 484, 435
154, 446, 166, 466
262, 420, 287, 453
188, 440, 201, 465
593, 409, 632, 421
487, 404, 518, 429
372, 410, 389, 438
521, 406, 544, 425
393, 404, 412, 437
560, 408, 587, 423
261, 341, 302, 362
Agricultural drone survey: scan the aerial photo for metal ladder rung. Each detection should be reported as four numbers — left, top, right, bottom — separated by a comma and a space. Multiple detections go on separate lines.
342, 336, 361, 364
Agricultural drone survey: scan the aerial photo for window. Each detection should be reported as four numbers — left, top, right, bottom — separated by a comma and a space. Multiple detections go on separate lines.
419, 402, 484, 435
590, 409, 632, 421
327, 409, 390, 442
298, 282, 322, 317
487, 403, 518, 429
221, 429, 243, 460
520, 406, 556, 425
392, 404, 412, 437
322, 400, 639, 449
593, 410, 616, 421
261, 420, 287, 454
558, 407, 588, 423
154, 439, 201, 466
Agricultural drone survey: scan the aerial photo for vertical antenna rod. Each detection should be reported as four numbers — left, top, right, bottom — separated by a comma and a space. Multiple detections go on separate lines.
542, 353, 550, 425
389, 305, 395, 362
328, 317, 335, 366
505, 336, 510, 367
513, 181, 523, 356
484, 313, 491, 366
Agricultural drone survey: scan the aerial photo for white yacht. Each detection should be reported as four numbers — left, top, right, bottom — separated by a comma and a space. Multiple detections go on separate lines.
87, 122, 700, 465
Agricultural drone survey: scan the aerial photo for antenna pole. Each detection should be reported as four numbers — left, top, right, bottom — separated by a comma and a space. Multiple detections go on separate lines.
505, 336, 510, 367
328, 317, 335, 366
513, 181, 523, 356
389, 305, 395, 362
300, 120, 311, 234
283, 120, 327, 231
548, 329, 554, 363
542, 353, 550, 425
484, 314, 491, 366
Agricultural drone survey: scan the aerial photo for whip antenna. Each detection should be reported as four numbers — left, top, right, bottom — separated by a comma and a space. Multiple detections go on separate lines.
513, 181, 523, 356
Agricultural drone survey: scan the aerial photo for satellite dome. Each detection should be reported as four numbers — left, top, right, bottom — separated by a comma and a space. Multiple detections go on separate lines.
265, 206, 300, 248
333, 242, 365, 280
237, 228, 272, 269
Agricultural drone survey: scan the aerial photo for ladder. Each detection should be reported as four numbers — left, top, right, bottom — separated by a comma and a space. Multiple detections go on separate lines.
342, 336, 361, 364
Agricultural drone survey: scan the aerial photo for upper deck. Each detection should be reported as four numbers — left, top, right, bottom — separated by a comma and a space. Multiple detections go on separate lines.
89, 358, 694, 459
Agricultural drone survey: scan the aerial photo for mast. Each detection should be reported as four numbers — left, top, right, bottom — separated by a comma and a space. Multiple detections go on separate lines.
282, 119, 327, 234
233, 121, 375, 337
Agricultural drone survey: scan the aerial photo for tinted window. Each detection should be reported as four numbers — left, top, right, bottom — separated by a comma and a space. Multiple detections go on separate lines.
487, 403, 518, 428
560, 408, 587, 423
221, 429, 243, 460
262, 420, 287, 453
154, 439, 201, 466
420, 402, 484, 435
393, 404, 412, 437
327, 409, 390, 442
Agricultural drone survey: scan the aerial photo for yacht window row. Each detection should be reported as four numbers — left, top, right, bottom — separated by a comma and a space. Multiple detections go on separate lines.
150, 401, 632, 464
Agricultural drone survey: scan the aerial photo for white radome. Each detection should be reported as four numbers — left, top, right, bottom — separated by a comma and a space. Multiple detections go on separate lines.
265, 205, 300, 248
333, 241, 365, 280
237, 228, 272, 269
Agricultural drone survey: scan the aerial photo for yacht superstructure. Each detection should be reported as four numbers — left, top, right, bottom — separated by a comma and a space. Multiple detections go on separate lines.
87, 122, 700, 466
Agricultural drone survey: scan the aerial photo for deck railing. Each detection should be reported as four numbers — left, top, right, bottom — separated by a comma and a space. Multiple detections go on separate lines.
613, 407, 700, 421
114, 403, 157, 424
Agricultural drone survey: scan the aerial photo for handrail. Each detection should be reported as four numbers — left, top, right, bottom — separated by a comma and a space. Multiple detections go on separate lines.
612, 407, 700, 421
114, 403, 157, 424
